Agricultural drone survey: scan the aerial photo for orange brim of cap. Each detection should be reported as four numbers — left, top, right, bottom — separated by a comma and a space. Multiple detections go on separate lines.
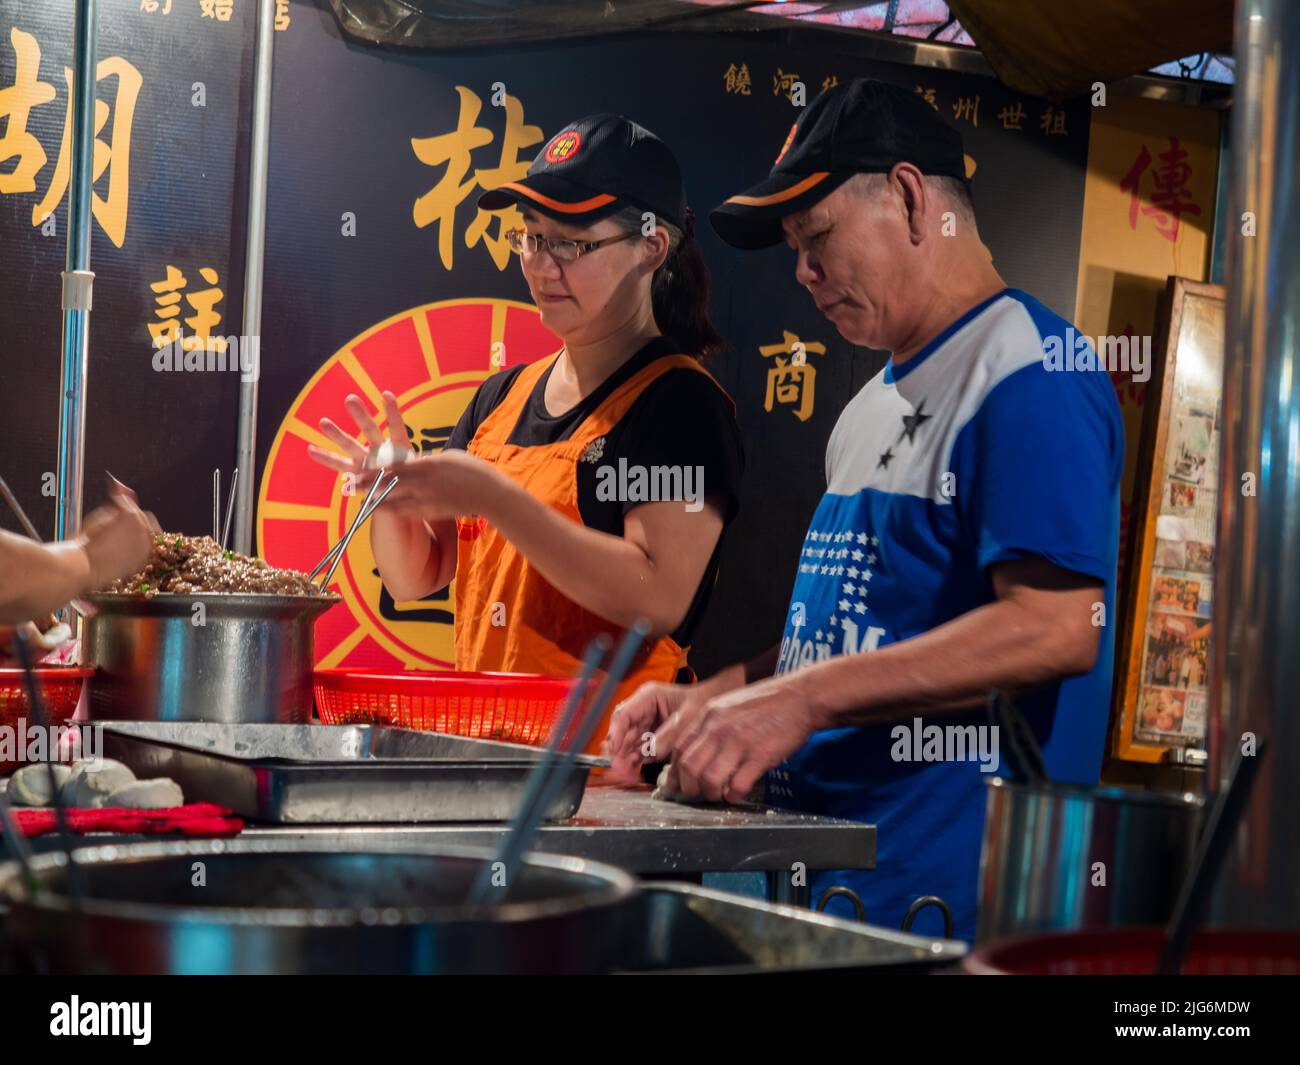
720, 171, 833, 208
710, 170, 852, 250
479, 180, 617, 215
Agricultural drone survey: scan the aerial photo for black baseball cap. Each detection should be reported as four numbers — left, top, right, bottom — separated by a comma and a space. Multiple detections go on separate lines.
478, 114, 688, 230
710, 78, 968, 250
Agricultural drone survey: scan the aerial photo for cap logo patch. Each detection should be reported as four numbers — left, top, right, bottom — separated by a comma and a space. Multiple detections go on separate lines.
774, 122, 798, 165
545, 130, 583, 163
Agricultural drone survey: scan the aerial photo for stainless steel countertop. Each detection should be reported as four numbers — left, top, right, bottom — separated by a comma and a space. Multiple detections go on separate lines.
5, 782, 875, 875
238, 784, 876, 875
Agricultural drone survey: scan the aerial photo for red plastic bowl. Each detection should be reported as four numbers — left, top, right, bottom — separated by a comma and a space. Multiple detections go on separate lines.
313, 669, 585, 747
964, 927, 1300, 975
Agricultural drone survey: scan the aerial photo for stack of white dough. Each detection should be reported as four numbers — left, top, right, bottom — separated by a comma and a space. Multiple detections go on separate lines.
6, 759, 183, 810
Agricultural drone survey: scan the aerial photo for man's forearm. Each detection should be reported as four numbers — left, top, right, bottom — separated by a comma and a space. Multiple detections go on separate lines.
0, 534, 91, 623
793, 592, 1097, 730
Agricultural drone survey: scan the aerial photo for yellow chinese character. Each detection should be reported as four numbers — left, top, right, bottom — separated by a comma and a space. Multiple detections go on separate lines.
773, 68, 801, 102
148, 264, 186, 349
274, 0, 290, 31
914, 86, 937, 110
952, 95, 979, 127
724, 63, 752, 95
138, 0, 173, 13
31, 56, 142, 249
0, 28, 56, 195
186, 267, 226, 349
412, 86, 542, 271
760, 331, 826, 423
821, 75, 838, 94
1040, 105, 1067, 136
997, 101, 1024, 130
201, 0, 234, 22
148, 266, 226, 351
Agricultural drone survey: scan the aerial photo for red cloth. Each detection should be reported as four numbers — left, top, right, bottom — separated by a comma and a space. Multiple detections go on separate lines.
7, 802, 242, 839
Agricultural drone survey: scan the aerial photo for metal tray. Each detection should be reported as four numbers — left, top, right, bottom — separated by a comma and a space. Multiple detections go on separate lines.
617, 883, 967, 974
98, 722, 605, 825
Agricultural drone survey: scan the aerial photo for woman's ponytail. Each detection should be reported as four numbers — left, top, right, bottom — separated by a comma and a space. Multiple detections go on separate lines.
616, 206, 725, 360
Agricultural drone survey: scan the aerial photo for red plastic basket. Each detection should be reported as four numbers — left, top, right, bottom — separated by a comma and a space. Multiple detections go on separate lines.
964, 927, 1300, 975
0, 667, 92, 774
313, 669, 586, 747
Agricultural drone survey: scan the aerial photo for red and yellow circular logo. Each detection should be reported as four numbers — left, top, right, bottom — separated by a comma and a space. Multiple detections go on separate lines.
257, 298, 559, 671
544, 130, 582, 163
774, 122, 799, 165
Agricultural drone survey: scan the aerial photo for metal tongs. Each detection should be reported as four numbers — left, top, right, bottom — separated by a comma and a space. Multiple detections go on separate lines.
308, 468, 400, 589
468, 621, 649, 906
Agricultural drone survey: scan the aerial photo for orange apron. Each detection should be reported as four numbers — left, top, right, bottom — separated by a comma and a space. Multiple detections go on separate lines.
456, 350, 723, 752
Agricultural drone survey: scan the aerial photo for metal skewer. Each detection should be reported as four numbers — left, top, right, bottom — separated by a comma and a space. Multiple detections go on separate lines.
308, 469, 388, 582
321, 477, 398, 588
10, 628, 82, 908
0, 780, 38, 896
0, 474, 42, 541
470, 621, 649, 906
220, 468, 239, 551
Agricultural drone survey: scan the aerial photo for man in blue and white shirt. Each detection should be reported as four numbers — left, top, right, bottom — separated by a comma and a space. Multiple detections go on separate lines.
605, 79, 1123, 942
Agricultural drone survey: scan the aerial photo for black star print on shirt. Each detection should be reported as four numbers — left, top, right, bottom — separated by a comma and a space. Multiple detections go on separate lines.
900, 399, 932, 444
877, 448, 894, 470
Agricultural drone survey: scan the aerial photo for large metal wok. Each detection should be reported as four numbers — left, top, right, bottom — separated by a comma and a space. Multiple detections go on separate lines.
82, 592, 338, 724
0, 838, 637, 975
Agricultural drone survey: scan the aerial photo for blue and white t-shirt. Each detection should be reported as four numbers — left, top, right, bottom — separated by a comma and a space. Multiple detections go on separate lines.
769, 288, 1124, 942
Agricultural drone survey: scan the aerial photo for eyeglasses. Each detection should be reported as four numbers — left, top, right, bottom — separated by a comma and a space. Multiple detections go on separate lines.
504, 228, 638, 263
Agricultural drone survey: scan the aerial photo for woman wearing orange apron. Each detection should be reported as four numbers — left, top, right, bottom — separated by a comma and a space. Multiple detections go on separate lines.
309, 114, 743, 749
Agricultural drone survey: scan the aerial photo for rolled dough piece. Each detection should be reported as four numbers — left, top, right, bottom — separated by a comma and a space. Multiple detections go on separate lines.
104, 777, 183, 810
651, 764, 686, 803
63, 759, 136, 809
367, 440, 409, 470
650, 765, 749, 806
6, 763, 72, 806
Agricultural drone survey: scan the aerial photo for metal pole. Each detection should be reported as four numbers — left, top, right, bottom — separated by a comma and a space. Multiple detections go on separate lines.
54, 0, 99, 548
232, 0, 276, 555
1210, 0, 1300, 928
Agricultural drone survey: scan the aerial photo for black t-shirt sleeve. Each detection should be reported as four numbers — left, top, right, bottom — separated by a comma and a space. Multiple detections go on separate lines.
579, 367, 745, 526
444, 365, 526, 451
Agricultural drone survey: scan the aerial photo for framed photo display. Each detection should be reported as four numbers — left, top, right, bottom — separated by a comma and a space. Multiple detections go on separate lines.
1113, 277, 1225, 762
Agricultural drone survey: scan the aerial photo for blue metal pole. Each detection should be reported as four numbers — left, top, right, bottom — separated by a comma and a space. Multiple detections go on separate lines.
54, 0, 99, 547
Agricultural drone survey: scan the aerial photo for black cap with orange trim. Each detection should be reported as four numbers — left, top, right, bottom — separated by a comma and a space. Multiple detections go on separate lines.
478, 113, 688, 230
710, 78, 968, 250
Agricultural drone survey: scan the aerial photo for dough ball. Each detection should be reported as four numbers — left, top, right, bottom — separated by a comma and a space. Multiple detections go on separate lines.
103, 778, 183, 810
651, 764, 682, 803
7, 763, 72, 806
63, 759, 136, 809
366, 440, 408, 470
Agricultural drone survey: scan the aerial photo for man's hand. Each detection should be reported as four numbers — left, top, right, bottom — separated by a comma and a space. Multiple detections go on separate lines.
80, 482, 158, 589
652, 674, 823, 803
602, 661, 753, 783
602, 681, 697, 783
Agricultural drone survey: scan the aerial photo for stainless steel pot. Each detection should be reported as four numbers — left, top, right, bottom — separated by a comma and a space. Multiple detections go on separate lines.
0, 839, 638, 974
977, 777, 1204, 943
82, 592, 338, 724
